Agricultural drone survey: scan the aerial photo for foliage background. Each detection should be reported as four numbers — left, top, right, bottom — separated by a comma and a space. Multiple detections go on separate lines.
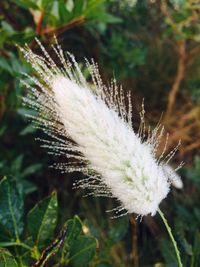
0, 0, 200, 266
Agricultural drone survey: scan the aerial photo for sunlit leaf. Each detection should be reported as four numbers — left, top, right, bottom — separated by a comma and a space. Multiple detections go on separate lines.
27, 192, 58, 246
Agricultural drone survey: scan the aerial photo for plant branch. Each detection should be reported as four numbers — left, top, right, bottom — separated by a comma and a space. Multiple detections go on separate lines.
165, 41, 186, 120
40, 16, 85, 36
36, 10, 44, 35
130, 215, 139, 267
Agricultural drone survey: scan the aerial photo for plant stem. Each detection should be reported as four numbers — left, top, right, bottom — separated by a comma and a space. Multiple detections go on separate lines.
158, 208, 183, 267
130, 215, 139, 267
0, 241, 32, 251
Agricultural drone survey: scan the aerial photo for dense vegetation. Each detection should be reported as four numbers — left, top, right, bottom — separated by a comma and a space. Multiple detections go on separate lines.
0, 0, 200, 266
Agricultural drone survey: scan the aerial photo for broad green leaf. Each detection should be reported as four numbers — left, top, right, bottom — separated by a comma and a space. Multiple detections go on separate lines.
61, 215, 82, 257
0, 249, 18, 267
67, 215, 82, 246
0, 177, 24, 240
69, 236, 96, 267
62, 216, 96, 266
27, 191, 58, 246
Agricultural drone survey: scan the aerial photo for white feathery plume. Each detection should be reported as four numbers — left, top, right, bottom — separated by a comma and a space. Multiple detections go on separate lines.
20, 38, 182, 217
163, 165, 183, 189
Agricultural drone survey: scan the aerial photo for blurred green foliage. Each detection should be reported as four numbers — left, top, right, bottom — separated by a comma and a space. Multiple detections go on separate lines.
0, 0, 200, 266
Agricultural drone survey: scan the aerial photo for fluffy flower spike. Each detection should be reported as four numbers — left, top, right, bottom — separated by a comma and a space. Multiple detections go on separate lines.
20, 38, 182, 217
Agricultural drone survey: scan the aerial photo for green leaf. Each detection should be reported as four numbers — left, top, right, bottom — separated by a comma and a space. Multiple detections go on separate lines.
1, 21, 15, 35
41, 0, 54, 12
69, 236, 96, 267
20, 180, 37, 195
73, 0, 85, 17
0, 177, 24, 240
21, 163, 42, 178
0, 249, 19, 267
17, 107, 37, 117
58, 0, 72, 23
11, 0, 38, 9
179, 235, 193, 256
62, 216, 96, 267
27, 191, 58, 246
12, 155, 23, 173
89, 12, 122, 24
0, 58, 13, 74
160, 238, 177, 265
0, 224, 12, 242
67, 216, 82, 246
85, 0, 105, 16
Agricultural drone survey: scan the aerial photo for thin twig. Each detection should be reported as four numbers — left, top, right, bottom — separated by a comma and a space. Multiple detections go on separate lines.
130, 215, 139, 267
165, 41, 186, 120
158, 209, 183, 267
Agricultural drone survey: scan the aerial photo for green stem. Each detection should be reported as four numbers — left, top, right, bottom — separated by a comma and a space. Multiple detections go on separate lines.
0, 241, 32, 251
158, 208, 183, 267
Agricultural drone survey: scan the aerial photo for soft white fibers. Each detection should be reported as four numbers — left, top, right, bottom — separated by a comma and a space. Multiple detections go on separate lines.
20, 39, 182, 217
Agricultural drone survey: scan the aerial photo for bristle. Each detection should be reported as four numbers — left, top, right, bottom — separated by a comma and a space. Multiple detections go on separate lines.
20, 38, 183, 216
